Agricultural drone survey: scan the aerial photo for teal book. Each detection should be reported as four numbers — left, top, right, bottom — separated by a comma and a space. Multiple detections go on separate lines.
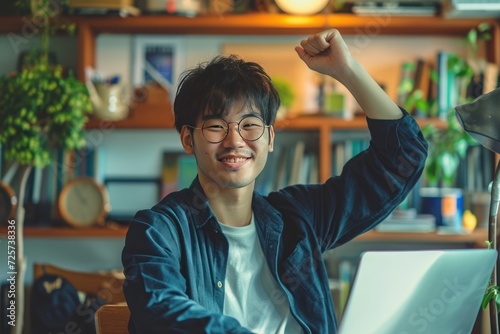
178, 155, 198, 190
437, 51, 451, 119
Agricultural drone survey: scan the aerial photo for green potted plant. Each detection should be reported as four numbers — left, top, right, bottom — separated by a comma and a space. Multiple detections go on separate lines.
399, 23, 493, 231
0, 1, 92, 333
271, 76, 296, 118
420, 105, 476, 188
406, 23, 491, 188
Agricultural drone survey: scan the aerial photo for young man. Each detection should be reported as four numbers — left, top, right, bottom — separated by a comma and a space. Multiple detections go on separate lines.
122, 29, 428, 333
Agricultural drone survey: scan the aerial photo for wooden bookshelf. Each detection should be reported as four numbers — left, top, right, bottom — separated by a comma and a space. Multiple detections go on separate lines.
40, 12, 492, 183
0, 12, 498, 232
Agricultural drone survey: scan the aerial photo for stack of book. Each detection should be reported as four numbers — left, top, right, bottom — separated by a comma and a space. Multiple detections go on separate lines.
68, 0, 140, 16
375, 209, 436, 233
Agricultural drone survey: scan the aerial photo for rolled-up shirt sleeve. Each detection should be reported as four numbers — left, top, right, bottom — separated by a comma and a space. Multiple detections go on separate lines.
270, 108, 428, 251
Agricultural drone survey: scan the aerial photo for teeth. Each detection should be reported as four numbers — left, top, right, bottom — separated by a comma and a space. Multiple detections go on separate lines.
222, 158, 247, 163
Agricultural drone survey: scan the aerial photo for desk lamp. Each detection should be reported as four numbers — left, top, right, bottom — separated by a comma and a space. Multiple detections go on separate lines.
455, 87, 500, 334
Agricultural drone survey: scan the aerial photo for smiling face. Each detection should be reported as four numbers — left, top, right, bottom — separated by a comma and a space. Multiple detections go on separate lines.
174, 55, 280, 197
180, 100, 274, 193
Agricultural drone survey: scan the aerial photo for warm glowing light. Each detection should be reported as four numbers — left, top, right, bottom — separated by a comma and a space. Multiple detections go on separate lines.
275, 0, 329, 15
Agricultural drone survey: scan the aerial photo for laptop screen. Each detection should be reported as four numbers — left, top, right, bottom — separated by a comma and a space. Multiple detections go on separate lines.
338, 249, 497, 334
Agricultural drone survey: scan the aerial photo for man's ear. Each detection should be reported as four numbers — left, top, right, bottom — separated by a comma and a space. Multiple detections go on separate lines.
268, 126, 275, 152
180, 126, 194, 154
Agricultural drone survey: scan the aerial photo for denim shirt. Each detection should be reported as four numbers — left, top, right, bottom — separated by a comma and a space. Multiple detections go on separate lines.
122, 110, 428, 334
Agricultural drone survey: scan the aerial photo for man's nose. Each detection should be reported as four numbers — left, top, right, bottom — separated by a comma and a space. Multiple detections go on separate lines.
224, 122, 244, 145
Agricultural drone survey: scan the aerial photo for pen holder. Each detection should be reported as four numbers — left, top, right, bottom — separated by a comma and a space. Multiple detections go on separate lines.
87, 81, 130, 121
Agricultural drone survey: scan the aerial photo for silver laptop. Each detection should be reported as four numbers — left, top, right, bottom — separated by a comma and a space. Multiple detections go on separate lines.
338, 249, 497, 334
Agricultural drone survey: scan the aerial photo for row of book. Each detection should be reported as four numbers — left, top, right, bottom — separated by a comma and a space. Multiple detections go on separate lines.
0, 145, 105, 226
255, 140, 319, 194
1, 129, 492, 228
328, 258, 359, 321
331, 131, 370, 177
253, 129, 372, 194
160, 152, 198, 198
398, 54, 499, 118
1, 146, 197, 225
456, 144, 494, 193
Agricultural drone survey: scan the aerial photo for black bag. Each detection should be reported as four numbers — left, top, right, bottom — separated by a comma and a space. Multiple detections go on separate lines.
30, 273, 105, 334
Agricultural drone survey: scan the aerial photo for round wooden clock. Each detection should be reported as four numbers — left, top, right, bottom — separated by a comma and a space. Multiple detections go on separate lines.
0, 181, 17, 223
58, 177, 111, 228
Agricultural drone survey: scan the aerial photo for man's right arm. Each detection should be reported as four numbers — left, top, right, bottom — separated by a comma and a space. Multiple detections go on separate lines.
295, 29, 403, 121
121, 210, 253, 334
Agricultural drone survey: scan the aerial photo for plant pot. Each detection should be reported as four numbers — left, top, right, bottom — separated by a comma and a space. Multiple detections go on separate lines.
420, 187, 464, 230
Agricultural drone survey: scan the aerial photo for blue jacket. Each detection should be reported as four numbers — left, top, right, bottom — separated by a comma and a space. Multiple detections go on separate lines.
122, 111, 428, 333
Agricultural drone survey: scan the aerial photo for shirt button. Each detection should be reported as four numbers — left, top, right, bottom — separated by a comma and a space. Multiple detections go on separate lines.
217, 281, 223, 288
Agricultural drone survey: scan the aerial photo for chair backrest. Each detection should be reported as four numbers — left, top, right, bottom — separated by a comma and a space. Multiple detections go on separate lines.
95, 303, 131, 334
33, 263, 126, 304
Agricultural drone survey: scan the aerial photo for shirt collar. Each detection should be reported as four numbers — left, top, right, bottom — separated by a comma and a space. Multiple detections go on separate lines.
187, 176, 283, 232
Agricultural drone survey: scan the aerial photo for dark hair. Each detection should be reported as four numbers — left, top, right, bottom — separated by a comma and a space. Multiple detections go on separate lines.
173, 55, 280, 133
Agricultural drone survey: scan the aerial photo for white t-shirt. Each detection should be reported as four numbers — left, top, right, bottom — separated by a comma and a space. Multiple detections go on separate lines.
219, 215, 303, 334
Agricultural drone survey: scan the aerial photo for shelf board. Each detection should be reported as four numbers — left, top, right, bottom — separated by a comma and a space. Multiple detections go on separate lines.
86, 104, 174, 129
87, 112, 447, 131
0, 225, 128, 238
355, 228, 488, 244
275, 115, 367, 130
275, 115, 447, 131
67, 14, 500, 36
0, 13, 496, 35
0, 225, 488, 243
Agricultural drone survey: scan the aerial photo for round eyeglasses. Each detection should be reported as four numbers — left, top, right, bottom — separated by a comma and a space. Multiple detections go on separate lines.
187, 115, 270, 144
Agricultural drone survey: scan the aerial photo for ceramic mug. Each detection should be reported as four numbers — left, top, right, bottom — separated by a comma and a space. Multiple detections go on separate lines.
420, 187, 464, 229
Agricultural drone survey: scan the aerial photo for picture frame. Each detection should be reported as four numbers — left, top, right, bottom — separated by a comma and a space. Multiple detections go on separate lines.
104, 177, 161, 223
132, 35, 186, 100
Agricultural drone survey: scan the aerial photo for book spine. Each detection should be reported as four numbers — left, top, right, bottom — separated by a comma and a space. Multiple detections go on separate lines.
437, 51, 450, 119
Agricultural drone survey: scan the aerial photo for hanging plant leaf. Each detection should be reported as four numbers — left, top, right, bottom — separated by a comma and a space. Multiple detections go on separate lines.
0, 0, 92, 168
0, 65, 92, 167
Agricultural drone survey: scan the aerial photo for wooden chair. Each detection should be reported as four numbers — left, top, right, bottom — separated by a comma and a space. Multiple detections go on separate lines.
33, 263, 126, 304
94, 303, 130, 334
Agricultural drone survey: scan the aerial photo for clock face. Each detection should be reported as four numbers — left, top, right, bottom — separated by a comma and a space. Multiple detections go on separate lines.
59, 178, 110, 227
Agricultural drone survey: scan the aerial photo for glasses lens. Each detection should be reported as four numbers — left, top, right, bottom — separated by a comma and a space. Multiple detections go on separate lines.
202, 119, 227, 143
239, 116, 265, 141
